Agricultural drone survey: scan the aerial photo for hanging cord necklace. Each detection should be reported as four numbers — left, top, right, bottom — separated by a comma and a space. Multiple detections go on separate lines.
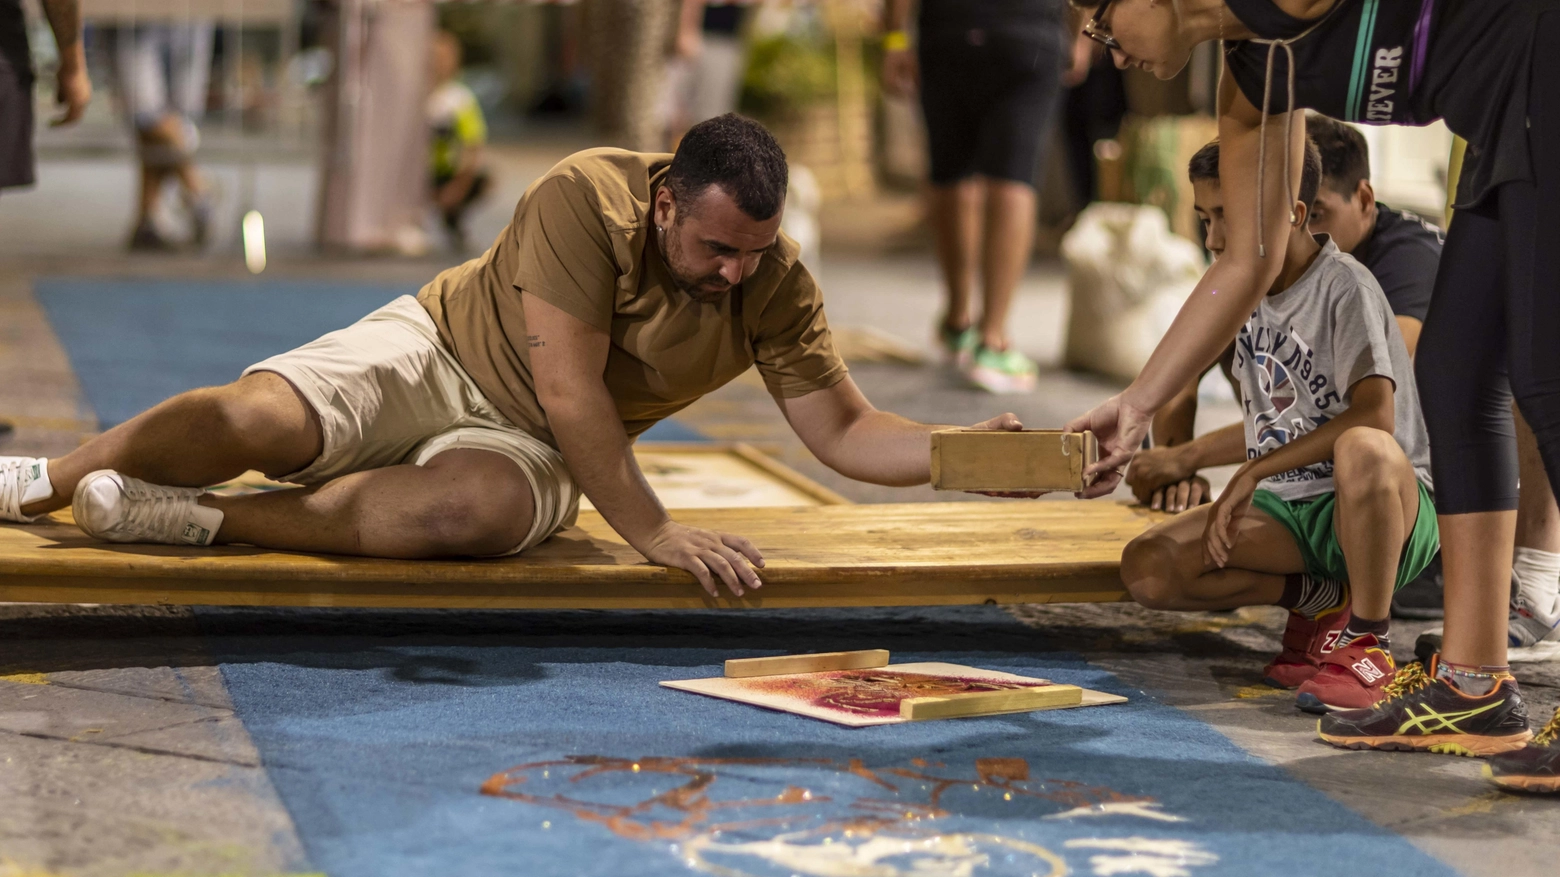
1238, 1, 1342, 256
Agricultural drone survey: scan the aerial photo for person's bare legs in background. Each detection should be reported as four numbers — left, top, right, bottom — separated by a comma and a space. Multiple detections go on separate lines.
978, 178, 1036, 353
930, 179, 983, 362
120, 23, 214, 250
130, 114, 211, 250
928, 176, 1039, 393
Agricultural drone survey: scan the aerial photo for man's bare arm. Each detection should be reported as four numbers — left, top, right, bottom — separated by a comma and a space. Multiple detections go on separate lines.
523, 294, 762, 597
41, 0, 90, 126
773, 376, 1021, 486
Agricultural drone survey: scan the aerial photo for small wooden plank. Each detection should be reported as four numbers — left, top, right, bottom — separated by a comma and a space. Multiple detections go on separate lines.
900, 685, 1084, 721
931, 429, 1098, 493
0, 501, 1162, 609
724, 649, 889, 678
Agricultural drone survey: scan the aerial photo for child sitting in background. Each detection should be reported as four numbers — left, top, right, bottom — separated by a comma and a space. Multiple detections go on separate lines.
428, 30, 491, 252
1119, 139, 1456, 727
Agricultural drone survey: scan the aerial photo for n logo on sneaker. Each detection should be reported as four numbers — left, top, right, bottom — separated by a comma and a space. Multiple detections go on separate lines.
1351, 657, 1387, 683
1321, 630, 1342, 654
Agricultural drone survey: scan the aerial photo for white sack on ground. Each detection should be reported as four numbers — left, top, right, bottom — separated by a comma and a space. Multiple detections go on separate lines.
1061, 202, 1206, 382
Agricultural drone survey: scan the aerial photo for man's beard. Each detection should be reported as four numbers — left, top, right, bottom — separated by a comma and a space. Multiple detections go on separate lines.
661, 226, 734, 303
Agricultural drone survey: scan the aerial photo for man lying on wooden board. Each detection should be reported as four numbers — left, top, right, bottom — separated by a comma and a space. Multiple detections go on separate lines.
0, 115, 1033, 599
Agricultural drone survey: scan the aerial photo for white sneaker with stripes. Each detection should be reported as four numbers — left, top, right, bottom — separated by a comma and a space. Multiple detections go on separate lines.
0, 456, 51, 523
73, 470, 225, 546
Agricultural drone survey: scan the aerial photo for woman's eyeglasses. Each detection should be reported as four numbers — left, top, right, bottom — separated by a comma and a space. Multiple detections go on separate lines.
1082, 0, 1120, 51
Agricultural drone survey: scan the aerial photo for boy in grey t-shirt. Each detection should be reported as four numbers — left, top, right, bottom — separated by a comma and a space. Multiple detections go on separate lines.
1120, 139, 1439, 715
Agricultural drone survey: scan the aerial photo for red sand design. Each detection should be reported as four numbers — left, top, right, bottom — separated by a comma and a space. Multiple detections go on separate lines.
737, 669, 1053, 718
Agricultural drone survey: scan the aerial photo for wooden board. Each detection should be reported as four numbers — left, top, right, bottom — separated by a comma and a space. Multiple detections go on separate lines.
661, 662, 1125, 727
725, 649, 890, 678
0, 501, 1161, 610
931, 429, 1098, 493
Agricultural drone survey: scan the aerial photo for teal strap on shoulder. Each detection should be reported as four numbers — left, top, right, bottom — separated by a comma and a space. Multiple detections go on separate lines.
1345, 0, 1381, 121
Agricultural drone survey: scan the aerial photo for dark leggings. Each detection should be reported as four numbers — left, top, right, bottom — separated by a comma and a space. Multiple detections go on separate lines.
1415, 15, 1560, 514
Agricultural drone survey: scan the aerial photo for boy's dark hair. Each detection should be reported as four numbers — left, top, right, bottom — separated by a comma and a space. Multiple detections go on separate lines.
1186, 137, 1324, 218
1305, 112, 1371, 197
666, 113, 788, 222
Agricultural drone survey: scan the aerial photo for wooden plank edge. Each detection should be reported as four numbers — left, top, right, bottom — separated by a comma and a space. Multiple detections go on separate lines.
0, 574, 1128, 609
724, 649, 889, 678
0, 556, 1131, 584
900, 685, 1083, 720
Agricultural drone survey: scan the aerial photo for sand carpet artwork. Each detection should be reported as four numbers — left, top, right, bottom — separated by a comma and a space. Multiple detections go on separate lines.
662, 662, 1127, 727
480, 753, 1172, 877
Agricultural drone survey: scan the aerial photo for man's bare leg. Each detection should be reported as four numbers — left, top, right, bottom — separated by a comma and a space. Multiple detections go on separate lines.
929, 179, 984, 336
24, 371, 538, 558
977, 178, 1037, 351
1120, 503, 1305, 611
206, 448, 535, 558
21, 371, 320, 517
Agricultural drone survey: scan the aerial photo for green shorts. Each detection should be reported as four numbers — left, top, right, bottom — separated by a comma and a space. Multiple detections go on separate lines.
1249, 482, 1440, 591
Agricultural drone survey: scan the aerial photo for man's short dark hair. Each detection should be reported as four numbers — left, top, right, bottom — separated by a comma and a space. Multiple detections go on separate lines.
1306, 112, 1371, 197
667, 113, 788, 221
1186, 137, 1324, 217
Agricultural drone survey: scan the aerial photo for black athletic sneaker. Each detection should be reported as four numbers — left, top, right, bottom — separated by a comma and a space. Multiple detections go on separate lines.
1485, 707, 1560, 793
1391, 553, 1444, 619
1317, 657, 1532, 757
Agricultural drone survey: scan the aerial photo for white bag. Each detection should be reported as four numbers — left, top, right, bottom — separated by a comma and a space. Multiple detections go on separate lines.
1061, 202, 1206, 382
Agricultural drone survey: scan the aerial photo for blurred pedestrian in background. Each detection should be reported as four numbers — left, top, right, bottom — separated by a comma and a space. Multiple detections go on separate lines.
1, 0, 91, 198
659, 0, 751, 149
428, 29, 490, 253
112, 20, 215, 251
3, 0, 89, 445
882, 0, 1073, 394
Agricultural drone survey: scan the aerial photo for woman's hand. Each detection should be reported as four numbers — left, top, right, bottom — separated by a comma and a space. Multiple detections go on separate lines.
1066, 393, 1154, 499
1203, 467, 1258, 568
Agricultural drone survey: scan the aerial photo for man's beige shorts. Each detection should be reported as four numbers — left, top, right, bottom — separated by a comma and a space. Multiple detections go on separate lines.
243, 296, 579, 555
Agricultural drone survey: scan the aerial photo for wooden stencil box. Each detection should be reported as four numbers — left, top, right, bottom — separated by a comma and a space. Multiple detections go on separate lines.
930, 429, 1098, 492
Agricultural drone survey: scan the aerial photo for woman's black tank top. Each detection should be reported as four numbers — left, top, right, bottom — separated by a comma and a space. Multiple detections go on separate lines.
1222, 0, 1560, 208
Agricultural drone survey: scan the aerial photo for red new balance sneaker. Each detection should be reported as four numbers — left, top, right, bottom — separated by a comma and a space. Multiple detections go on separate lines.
1263, 603, 1352, 689
1295, 634, 1395, 713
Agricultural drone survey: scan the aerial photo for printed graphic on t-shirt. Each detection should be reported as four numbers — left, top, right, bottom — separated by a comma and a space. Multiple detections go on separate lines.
1236, 322, 1337, 487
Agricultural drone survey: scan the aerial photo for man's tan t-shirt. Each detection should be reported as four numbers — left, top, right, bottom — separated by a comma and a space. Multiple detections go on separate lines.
417, 148, 847, 448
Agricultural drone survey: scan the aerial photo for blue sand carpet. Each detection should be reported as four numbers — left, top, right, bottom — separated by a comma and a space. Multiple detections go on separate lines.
211, 606, 1458, 877
31, 277, 700, 441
